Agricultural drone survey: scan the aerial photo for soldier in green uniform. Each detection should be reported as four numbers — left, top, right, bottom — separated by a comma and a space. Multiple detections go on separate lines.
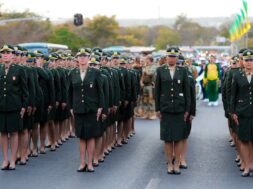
177, 54, 196, 169
142, 55, 157, 119
100, 52, 117, 153
231, 49, 253, 177
88, 53, 109, 166
155, 47, 190, 175
14, 48, 36, 165
69, 48, 104, 172
0, 45, 28, 170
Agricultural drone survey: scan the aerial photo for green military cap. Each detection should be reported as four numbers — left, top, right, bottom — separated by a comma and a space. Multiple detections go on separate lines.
111, 51, 121, 59
92, 47, 103, 55
89, 55, 100, 65
26, 52, 36, 62
43, 55, 49, 61
49, 53, 59, 60
34, 50, 44, 57
177, 54, 185, 64
231, 55, 239, 64
13, 46, 23, 55
242, 50, 253, 61
166, 47, 180, 57
0, 44, 14, 53
119, 56, 128, 64
76, 48, 91, 57
59, 53, 68, 60
239, 48, 248, 56
21, 47, 28, 56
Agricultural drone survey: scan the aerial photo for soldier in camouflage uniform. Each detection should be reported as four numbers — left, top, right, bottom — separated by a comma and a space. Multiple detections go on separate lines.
141, 56, 157, 119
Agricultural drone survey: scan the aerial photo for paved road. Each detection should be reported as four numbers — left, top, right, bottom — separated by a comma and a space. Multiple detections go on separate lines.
0, 100, 253, 189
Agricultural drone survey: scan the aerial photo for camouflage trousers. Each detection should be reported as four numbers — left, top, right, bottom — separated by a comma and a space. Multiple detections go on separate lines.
142, 85, 155, 113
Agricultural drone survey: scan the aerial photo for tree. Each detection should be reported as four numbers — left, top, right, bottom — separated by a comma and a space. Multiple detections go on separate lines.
85, 15, 119, 47
48, 25, 88, 52
154, 26, 181, 49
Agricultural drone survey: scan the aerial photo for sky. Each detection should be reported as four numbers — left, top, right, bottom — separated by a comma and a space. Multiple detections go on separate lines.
1, 0, 253, 20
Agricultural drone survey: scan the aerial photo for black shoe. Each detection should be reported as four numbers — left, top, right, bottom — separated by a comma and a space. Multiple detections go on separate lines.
241, 172, 250, 177
235, 158, 240, 163
9, 166, 16, 171
50, 148, 56, 152
174, 170, 181, 175
122, 140, 128, 144
1, 162, 10, 170
116, 143, 123, 147
77, 165, 87, 172
179, 164, 188, 169
237, 162, 241, 167
87, 169, 95, 173
93, 163, 99, 167
45, 144, 51, 148
167, 170, 174, 174
19, 161, 27, 166
40, 150, 46, 154
98, 159, 104, 163
104, 151, 109, 156
240, 168, 245, 172
15, 157, 21, 165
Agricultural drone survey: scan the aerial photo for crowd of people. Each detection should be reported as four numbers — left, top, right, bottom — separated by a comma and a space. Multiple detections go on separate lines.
0, 45, 141, 172
222, 48, 253, 177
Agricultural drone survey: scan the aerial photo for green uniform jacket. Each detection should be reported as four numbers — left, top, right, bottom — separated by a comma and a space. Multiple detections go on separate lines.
155, 65, 191, 113
100, 67, 113, 108
50, 68, 61, 103
69, 67, 105, 114
101, 73, 109, 115
111, 68, 120, 106
129, 69, 138, 102
0, 63, 28, 111
187, 70, 196, 116
226, 68, 241, 114
24, 65, 36, 108
56, 67, 67, 103
230, 69, 253, 117
119, 67, 131, 101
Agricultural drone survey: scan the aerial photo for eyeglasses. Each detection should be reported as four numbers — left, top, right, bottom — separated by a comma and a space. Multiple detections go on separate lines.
112, 57, 119, 60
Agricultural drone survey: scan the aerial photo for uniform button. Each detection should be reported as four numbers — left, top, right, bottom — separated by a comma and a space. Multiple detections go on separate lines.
4, 76, 6, 79
171, 89, 174, 91
4, 88, 6, 91
171, 94, 174, 97
82, 89, 84, 91
82, 100, 84, 103
4, 82, 6, 85
250, 102, 252, 105
171, 100, 174, 102
4, 94, 6, 97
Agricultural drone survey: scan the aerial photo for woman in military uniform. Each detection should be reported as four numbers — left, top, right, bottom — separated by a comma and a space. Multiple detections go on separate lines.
155, 47, 190, 175
231, 49, 253, 177
69, 48, 104, 172
0, 45, 28, 170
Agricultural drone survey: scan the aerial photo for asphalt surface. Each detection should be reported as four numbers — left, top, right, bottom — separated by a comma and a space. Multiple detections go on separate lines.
0, 100, 253, 189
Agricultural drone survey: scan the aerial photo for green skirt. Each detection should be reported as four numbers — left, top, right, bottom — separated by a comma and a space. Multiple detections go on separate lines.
0, 111, 23, 133
238, 117, 253, 142
74, 113, 100, 140
23, 113, 34, 130
160, 113, 187, 142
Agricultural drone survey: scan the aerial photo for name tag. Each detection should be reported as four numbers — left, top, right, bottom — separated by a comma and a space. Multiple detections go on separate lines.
179, 93, 184, 97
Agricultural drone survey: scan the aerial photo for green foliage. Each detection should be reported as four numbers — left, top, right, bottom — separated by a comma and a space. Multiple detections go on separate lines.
154, 26, 181, 49
48, 26, 88, 52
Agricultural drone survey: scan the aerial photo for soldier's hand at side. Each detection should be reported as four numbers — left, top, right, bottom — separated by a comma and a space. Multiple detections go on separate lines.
20, 108, 26, 118
32, 107, 37, 115
70, 109, 74, 117
189, 115, 194, 121
48, 105, 52, 113
56, 101, 59, 108
97, 108, 103, 121
232, 114, 239, 126
27, 106, 32, 116
102, 114, 107, 121
184, 112, 189, 122
156, 111, 162, 119
62, 102, 67, 110
124, 101, 129, 107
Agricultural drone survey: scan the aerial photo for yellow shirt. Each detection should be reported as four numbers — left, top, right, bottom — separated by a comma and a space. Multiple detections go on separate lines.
207, 63, 218, 80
